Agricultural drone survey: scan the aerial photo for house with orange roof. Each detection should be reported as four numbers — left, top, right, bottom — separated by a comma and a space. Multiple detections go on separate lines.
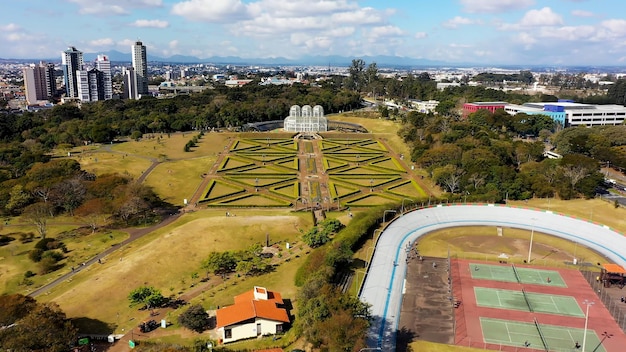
216, 286, 290, 344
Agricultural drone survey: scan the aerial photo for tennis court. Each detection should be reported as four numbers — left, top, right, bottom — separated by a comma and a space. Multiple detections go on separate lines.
474, 287, 584, 317
480, 317, 606, 352
470, 263, 566, 287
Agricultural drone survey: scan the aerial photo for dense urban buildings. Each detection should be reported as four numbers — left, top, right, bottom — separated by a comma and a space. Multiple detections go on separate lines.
61, 46, 84, 99
131, 40, 148, 98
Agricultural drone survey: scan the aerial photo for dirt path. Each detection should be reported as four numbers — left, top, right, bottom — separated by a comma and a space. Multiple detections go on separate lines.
28, 213, 183, 297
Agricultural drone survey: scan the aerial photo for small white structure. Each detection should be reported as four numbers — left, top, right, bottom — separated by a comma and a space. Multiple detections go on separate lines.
284, 105, 328, 132
216, 286, 290, 344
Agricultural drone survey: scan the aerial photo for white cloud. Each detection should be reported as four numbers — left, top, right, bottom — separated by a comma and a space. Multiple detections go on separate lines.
519, 7, 563, 27
1, 23, 21, 31
571, 9, 594, 17
169, 40, 179, 49
601, 19, 626, 36
171, 0, 251, 22
443, 16, 479, 29
89, 38, 115, 46
414, 32, 428, 39
131, 19, 169, 28
367, 25, 405, 41
68, 0, 162, 15
460, 0, 534, 14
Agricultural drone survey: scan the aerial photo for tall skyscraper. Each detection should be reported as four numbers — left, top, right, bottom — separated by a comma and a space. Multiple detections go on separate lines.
95, 54, 113, 100
122, 67, 138, 100
62, 46, 84, 98
23, 62, 56, 104
131, 40, 148, 97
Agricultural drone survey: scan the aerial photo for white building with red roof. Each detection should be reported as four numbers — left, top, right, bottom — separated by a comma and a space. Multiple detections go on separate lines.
216, 286, 290, 344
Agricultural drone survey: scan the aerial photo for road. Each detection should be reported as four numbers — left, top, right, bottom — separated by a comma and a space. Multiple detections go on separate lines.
360, 204, 626, 350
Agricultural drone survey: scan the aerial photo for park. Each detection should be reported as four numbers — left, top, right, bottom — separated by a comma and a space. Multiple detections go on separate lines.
1, 111, 626, 352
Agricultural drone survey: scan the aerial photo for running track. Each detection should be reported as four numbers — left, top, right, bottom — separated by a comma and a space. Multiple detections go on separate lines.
359, 204, 626, 350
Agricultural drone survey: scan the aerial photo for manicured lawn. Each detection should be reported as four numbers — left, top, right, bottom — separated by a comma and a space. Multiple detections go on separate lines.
144, 157, 215, 206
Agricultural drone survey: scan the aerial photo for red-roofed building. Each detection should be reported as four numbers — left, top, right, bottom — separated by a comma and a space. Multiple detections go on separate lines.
216, 286, 290, 343
462, 102, 507, 118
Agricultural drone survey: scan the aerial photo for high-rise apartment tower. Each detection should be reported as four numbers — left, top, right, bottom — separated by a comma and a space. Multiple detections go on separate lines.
131, 40, 148, 97
61, 46, 84, 98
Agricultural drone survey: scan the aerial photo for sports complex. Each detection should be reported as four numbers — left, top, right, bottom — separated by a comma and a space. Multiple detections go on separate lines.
360, 205, 626, 351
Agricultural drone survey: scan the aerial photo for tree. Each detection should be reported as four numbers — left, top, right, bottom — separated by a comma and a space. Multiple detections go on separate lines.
303, 228, 331, 248
128, 286, 166, 310
178, 304, 211, 332
201, 251, 236, 278
0, 295, 77, 352
23, 202, 52, 238
5, 184, 31, 214
51, 178, 86, 216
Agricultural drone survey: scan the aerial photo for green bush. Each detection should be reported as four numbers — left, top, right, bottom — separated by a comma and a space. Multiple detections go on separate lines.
29, 249, 44, 262
303, 228, 330, 248
24, 270, 35, 278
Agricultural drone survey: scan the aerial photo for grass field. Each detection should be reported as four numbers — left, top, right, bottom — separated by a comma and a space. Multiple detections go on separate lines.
73, 151, 152, 179
0, 223, 128, 294
144, 157, 215, 206
38, 209, 314, 334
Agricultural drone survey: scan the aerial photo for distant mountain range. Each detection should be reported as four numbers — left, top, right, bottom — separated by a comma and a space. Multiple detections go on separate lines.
2, 50, 448, 67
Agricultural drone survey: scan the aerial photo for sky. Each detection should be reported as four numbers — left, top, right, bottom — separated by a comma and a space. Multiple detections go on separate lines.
2, 0, 626, 65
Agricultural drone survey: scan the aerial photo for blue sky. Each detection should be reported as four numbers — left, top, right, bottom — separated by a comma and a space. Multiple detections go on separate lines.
2, 0, 626, 65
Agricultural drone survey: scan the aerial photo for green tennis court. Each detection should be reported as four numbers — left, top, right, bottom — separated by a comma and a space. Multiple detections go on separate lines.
474, 287, 584, 317
470, 263, 566, 287
480, 317, 606, 352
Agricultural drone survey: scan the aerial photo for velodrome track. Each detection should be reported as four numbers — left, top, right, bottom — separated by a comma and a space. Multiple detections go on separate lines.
359, 204, 626, 350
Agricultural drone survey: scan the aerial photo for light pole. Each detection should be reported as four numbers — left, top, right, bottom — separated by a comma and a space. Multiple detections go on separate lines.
527, 218, 537, 263
383, 210, 397, 223
582, 300, 595, 352
401, 198, 414, 213
592, 331, 613, 352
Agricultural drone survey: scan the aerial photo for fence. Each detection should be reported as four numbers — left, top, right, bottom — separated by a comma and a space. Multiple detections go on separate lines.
581, 270, 626, 334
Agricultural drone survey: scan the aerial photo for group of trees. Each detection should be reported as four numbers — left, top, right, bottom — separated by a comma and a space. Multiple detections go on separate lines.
0, 157, 166, 230
399, 108, 604, 201
201, 243, 272, 279
302, 218, 344, 248
0, 294, 78, 351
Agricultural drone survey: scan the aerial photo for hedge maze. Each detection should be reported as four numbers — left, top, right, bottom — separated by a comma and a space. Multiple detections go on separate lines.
198, 137, 427, 208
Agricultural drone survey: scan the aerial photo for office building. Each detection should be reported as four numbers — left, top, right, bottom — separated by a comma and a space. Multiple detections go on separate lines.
131, 40, 148, 97
23, 62, 56, 104
62, 46, 84, 98
505, 101, 626, 127
95, 55, 113, 100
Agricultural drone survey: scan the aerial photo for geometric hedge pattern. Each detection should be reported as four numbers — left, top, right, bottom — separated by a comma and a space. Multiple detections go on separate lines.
200, 137, 426, 208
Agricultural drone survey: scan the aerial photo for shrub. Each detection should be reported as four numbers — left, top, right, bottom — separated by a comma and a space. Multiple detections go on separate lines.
20, 233, 35, 243
38, 257, 58, 274
303, 228, 330, 248
29, 249, 44, 262
24, 270, 35, 278
178, 304, 210, 332
42, 250, 64, 262
34, 238, 57, 250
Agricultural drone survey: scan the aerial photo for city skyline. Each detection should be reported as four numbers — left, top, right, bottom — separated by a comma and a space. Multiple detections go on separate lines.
2, 1, 626, 66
